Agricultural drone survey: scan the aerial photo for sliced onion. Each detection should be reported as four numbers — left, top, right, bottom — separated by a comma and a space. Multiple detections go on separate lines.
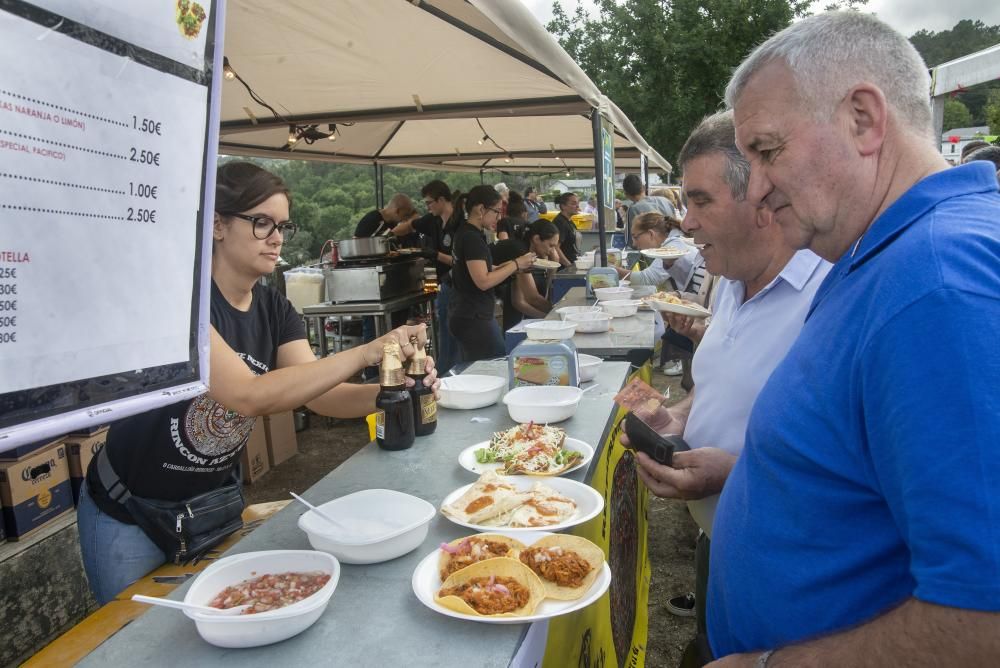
493, 583, 510, 595
439, 542, 460, 555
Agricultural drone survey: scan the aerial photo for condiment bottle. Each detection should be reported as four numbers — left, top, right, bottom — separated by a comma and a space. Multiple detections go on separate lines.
406, 336, 437, 436
375, 339, 415, 450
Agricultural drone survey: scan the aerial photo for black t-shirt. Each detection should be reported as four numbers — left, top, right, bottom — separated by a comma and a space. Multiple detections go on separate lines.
450, 222, 496, 318
492, 238, 528, 330
354, 209, 389, 237
497, 216, 525, 241
86, 281, 306, 524
552, 212, 579, 263
412, 212, 453, 282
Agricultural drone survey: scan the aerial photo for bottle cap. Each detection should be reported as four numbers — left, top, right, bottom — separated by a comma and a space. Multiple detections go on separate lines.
406, 335, 427, 375
380, 339, 405, 387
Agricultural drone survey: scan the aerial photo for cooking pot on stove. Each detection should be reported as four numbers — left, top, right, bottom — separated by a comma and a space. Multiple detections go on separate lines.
337, 236, 395, 259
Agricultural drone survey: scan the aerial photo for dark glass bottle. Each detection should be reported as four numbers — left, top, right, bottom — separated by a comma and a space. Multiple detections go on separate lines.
375, 340, 415, 450
406, 336, 437, 436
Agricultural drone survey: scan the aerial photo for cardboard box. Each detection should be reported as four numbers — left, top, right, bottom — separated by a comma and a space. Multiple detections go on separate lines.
265, 412, 298, 468
64, 428, 109, 505
0, 443, 73, 540
239, 417, 270, 484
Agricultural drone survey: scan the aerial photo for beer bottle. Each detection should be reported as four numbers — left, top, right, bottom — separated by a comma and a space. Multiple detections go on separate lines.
406, 336, 437, 436
375, 339, 415, 450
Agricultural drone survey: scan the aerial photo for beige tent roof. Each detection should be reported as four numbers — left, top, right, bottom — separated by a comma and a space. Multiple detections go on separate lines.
219, 0, 671, 173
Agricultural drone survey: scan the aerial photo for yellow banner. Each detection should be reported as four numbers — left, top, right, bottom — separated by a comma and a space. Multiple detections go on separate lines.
543, 362, 653, 668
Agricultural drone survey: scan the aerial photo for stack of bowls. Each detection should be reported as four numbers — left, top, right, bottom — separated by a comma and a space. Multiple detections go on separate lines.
565, 311, 613, 333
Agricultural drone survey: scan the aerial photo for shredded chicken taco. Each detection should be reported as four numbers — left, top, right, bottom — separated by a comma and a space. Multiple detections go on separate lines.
438, 534, 527, 581
517, 535, 604, 600
435, 557, 545, 617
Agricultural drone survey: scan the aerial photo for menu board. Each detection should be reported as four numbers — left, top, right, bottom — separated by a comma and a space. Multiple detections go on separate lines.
0, 0, 221, 450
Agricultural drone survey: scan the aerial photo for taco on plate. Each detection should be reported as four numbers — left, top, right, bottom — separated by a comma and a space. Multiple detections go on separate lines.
435, 557, 545, 617
517, 534, 604, 600
438, 534, 527, 580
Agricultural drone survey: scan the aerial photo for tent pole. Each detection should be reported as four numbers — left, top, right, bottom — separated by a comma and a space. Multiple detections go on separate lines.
374, 162, 385, 208
592, 109, 608, 268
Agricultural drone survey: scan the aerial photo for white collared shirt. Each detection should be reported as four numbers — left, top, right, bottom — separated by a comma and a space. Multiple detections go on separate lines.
684, 249, 831, 536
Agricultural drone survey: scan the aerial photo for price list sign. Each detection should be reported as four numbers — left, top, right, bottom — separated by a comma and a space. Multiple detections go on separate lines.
0, 0, 219, 447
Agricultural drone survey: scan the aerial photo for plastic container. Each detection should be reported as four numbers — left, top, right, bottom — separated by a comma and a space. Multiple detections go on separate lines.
508, 339, 579, 388
565, 311, 612, 333
605, 248, 622, 267
182, 550, 340, 648
503, 385, 584, 423
298, 489, 435, 564
630, 285, 656, 299
599, 299, 642, 317
557, 305, 598, 320
437, 374, 506, 409
586, 267, 619, 297
594, 286, 634, 302
525, 320, 577, 341
574, 256, 595, 271
284, 268, 325, 313
578, 353, 603, 383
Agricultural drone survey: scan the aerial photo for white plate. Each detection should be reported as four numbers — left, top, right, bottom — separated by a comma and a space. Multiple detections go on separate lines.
641, 247, 687, 260
533, 258, 561, 269
646, 298, 711, 318
411, 530, 611, 624
457, 438, 595, 477
439, 476, 604, 533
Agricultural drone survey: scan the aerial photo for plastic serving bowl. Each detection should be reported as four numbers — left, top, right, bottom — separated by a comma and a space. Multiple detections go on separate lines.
578, 354, 603, 382
298, 489, 435, 565
437, 374, 506, 409
565, 311, 612, 333
599, 299, 642, 317
574, 256, 595, 270
556, 305, 598, 320
503, 385, 584, 423
594, 286, 634, 302
183, 549, 340, 648
525, 320, 578, 341
630, 285, 656, 299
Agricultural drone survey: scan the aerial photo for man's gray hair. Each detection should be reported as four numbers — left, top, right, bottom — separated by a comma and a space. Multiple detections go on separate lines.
678, 110, 750, 201
725, 12, 932, 138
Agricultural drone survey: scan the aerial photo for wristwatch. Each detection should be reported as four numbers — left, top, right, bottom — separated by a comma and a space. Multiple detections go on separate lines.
755, 649, 775, 668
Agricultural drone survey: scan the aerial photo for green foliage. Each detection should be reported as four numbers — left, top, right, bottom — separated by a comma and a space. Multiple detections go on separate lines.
909, 20, 1000, 126
943, 99, 973, 131
986, 90, 1000, 135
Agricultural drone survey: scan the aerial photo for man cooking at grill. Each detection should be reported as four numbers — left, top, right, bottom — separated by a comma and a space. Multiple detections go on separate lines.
353, 193, 418, 245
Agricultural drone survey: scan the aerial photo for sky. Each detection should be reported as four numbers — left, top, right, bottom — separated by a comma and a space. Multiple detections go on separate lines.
520, 0, 1000, 38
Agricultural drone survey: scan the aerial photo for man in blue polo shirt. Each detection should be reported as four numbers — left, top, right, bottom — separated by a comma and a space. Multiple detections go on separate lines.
630, 110, 830, 665
709, 12, 1000, 666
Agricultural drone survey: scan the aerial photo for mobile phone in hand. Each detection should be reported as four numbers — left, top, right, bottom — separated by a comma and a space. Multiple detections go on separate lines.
623, 412, 690, 467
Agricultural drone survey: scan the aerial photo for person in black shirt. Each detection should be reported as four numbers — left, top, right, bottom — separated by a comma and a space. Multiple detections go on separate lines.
390, 180, 464, 374
496, 191, 527, 241
449, 185, 535, 361
492, 220, 560, 330
552, 191, 581, 265
353, 193, 417, 239
77, 163, 439, 604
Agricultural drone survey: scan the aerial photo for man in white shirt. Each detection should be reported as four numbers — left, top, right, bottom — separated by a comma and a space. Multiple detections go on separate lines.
626, 110, 831, 665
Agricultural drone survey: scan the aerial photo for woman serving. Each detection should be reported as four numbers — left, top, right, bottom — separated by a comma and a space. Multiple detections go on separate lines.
78, 162, 439, 604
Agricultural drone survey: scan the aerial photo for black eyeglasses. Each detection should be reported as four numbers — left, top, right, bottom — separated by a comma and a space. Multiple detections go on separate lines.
487, 207, 502, 216
225, 213, 297, 242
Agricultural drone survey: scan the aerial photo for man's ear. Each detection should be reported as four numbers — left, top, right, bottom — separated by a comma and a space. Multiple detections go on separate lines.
844, 83, 887, 157
754, 204, 774, 229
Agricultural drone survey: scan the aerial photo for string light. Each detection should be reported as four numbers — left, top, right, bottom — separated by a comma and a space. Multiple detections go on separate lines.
287, 125, 298, 145
222, 56, 236, 81
477, 135, 487, 145
327, 123, 338, 141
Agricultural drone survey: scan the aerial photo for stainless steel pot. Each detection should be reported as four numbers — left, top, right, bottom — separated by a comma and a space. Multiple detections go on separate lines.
337, 236, 393, 259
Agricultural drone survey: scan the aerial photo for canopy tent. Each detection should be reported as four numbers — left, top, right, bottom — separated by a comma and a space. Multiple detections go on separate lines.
929, 42, 1000, 139
218, 0, 671, 175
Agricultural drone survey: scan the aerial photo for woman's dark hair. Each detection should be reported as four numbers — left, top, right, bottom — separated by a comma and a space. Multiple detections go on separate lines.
523, 186, 536, 197
421, 179, 452, 202
463, 184, 502, 215
507, 191, 526, 219
555, 191, 577, 208
519, 219, 559, 244
216, 161, 291, 213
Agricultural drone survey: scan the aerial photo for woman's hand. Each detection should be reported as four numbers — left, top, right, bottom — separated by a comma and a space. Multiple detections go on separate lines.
362, 323, 428, 366
515, 252, 537, 271
421, 356, 442, 399
615, 265, 630, 279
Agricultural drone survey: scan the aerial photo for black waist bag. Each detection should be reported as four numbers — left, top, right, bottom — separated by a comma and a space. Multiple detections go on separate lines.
97, 448, 245, 563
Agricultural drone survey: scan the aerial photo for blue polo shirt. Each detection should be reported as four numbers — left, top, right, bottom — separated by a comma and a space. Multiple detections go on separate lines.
708, 162, 1000, 657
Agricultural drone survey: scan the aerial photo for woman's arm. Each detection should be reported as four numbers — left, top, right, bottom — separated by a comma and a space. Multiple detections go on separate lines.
206, 324, 427, 417
466, 254, 533, 291
511, 273, 549, 319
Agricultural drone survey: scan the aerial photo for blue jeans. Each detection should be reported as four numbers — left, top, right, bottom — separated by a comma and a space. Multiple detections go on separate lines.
77, 480, 166, 605
435, 282, 462, 374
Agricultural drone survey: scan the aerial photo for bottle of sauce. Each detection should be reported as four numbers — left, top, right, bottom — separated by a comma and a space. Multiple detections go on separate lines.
375, 339, 415, 450
406, 336, 437, 436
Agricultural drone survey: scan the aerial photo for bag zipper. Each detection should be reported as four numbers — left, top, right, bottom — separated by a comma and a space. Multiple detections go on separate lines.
175, 512, 187, 564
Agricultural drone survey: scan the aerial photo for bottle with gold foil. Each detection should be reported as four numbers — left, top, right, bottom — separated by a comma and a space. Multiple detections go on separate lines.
406, 336, 437, 436
375, 339, 415, 450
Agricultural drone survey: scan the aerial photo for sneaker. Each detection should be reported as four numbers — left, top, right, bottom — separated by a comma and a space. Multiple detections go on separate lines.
666, 592, 696, 617
661, 360, 683, 376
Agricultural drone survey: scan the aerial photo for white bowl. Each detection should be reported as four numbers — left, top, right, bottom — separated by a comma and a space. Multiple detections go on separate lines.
574, 257, 595, 270
183, 550, 340, 648
565, 311, 612, 333
594, 286, 634, 302
503, 385, 584, 423
298, 489, 435, 564
629, 285, 656, 299
556, 305, 598, 320
437, 374, 506, 409
599, 299, 641, 317
525, 320, 578, 341
578, 353, 603, 382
